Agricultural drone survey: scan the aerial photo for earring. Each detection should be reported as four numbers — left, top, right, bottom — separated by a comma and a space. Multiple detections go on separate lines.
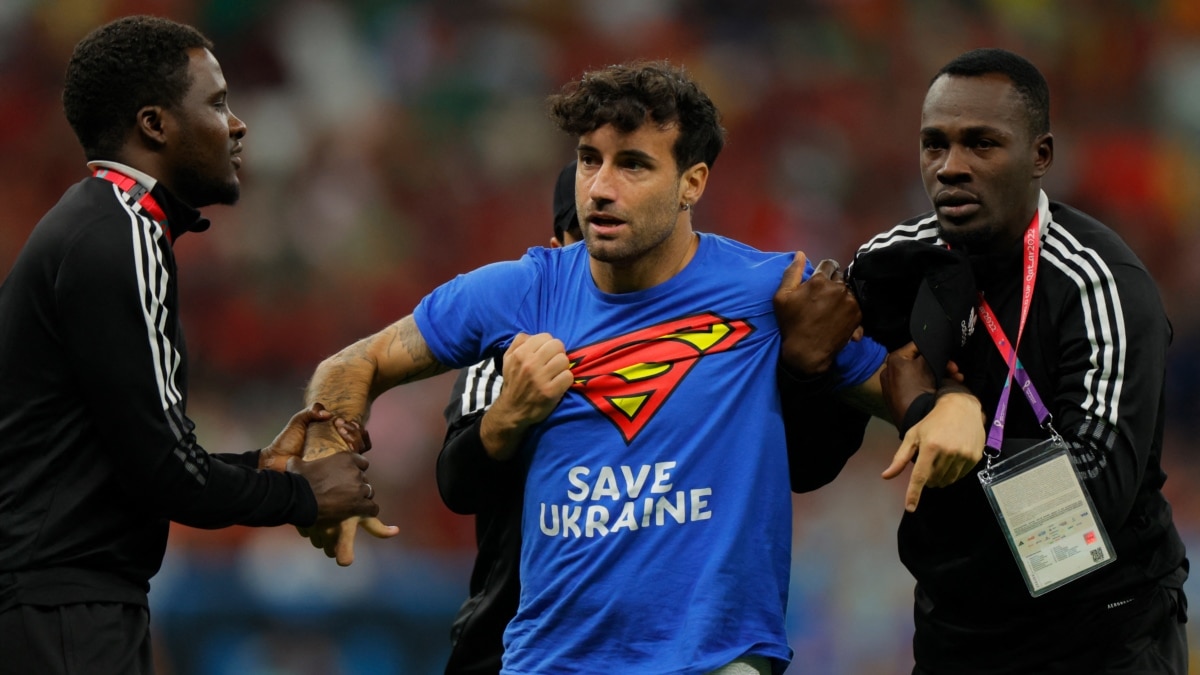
680, 202, 691, 212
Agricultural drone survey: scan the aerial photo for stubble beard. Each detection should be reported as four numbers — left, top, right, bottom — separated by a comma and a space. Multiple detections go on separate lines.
174, 163, 241, 208
584, 191, 683, 267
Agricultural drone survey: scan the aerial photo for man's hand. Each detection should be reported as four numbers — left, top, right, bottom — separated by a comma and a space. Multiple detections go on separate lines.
774, 252, 863, 377
260, 403, 371, 471
881, 391, 986, 512
480, 333, 573, 461
298, 411, 399, 567
287, 451, 379, 523
879, 343, 937, 427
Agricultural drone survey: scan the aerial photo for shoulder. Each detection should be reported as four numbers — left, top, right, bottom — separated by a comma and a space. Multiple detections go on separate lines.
1042, 201, 1147, 271
1041, 201, 1166, 326
854, 211, 941, 258
444, 245, 566, 292
30, 179, 141, 264
697, 232, 794, 272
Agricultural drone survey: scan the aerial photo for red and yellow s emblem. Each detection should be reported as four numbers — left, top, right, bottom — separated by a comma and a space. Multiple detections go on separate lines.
568, 313, 753, 443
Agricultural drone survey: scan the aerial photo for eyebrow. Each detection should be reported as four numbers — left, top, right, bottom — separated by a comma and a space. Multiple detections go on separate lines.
577, 144, 659, 165
920, 124, 1010, 138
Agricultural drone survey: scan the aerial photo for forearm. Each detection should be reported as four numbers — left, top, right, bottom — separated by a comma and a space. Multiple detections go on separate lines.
478, 404, 533, 461
170, 458, 318, 528
304, 316, 449, 457
437, 412, 496, 514
836, 365, 891, 421
779, 365, 870, 493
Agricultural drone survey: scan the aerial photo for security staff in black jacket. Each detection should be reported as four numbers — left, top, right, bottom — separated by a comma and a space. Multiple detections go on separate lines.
435, 162, 583, 675
0, 16, 380, 675
856, 48, 1188, 675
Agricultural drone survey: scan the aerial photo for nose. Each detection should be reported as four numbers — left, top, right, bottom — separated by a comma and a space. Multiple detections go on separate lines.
586, 161, 617, 206
229, 110, 247, 139
936, 144, 969, 184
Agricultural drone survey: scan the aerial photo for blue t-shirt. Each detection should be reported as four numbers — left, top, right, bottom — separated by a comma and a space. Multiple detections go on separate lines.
415, 232, 884, 674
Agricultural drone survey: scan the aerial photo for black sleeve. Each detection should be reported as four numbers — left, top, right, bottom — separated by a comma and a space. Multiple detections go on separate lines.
437, 360, 520, 514
897, 392, 936, 440
57, 215, 316, 529
1047, 261, 1171, 532
436, 411, 514, 514
778, 365, 871, 493
214, 450, 263, 469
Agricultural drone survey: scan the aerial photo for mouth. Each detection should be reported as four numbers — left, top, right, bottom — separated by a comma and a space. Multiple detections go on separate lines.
231, 145, 244, 170
586, 212, 627, 236
934, 190, 980, 221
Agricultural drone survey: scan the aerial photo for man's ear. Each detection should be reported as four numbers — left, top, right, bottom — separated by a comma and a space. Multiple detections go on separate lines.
1032, 132, 1053, 179
136, 105, 169, 147
679, 161, 709, 208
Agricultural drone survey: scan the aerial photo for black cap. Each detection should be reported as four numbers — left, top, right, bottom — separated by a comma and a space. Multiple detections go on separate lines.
847, 241, 976, 386
553, 160, 579, 241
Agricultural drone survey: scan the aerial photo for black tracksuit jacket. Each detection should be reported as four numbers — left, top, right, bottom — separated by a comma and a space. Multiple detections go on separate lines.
853, 196, 1187, 673
0, 169, 317, 612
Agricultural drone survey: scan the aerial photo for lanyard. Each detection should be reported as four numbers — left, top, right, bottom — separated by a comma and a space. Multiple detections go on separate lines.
976, 212, 1054, 459
93, 168, 172, 243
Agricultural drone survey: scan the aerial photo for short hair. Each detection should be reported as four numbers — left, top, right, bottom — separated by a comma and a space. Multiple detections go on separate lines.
547, 60, 726, 173
63, 15, 213, 160
933, 48, 1050, 137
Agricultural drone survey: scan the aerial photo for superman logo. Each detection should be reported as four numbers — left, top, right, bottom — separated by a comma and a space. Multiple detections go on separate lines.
568, 313, 754, 444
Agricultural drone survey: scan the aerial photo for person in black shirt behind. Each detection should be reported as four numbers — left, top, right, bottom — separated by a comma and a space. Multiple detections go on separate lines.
436, 161, 583, 675
0, 16, 380, 675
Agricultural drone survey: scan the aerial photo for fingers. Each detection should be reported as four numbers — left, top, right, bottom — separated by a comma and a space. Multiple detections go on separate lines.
778, 251, 810, 291
334, 418, 372, 453
360, 516, 400, 539
905, 467, 928, 513
335, 519, 359, 567
811, 258, 841, 282
881, 434, 917, 481
300, 518, 393, 565
287, 404, 333, 430
506, 332, 531, 354
945, 359, 965, 383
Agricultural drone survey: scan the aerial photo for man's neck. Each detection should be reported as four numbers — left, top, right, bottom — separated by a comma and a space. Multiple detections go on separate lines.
591, 229, 699, 294
87, 160, 159, 190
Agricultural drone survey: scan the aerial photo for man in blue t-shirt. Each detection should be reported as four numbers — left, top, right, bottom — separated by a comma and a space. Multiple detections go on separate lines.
300, 60, 983, 675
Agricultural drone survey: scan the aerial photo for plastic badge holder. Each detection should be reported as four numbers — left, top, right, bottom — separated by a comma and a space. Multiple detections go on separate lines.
978, 436, 1115, 597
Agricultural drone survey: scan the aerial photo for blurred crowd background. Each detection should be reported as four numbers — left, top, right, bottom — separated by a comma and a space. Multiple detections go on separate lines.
3, 0, 1200, 673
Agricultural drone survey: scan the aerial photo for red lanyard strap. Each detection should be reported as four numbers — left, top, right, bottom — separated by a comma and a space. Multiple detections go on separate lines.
93, 168, 172, 243
977, 212, 1052, 457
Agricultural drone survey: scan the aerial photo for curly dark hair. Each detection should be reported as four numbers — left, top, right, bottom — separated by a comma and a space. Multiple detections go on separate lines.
63, 15, 213, 160
934, 48, 1050, 138
548, 60, 726, 173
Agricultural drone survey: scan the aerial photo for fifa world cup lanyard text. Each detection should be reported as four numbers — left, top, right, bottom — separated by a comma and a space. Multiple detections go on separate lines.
93, 167, 172, 243
976, 212, 1115, 596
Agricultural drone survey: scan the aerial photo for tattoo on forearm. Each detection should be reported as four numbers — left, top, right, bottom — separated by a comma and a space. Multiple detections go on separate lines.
385, 319, 449, 384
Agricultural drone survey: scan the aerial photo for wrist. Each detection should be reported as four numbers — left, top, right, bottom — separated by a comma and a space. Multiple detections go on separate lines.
259, 449, 289, 472
898, 392, 936, 439
479, 408, 527, 461
935, 389, 986, 426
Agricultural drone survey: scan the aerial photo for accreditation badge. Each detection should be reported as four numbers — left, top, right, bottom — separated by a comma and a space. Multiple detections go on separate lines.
978, 437, 1115, 596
